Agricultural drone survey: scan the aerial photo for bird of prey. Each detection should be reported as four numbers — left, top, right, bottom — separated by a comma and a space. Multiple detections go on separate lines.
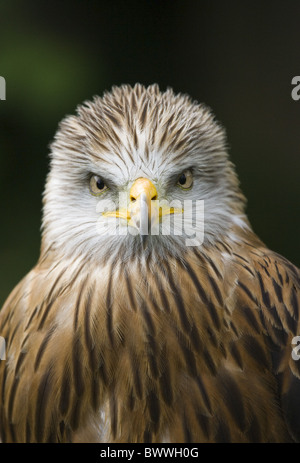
0, 84, 299, 443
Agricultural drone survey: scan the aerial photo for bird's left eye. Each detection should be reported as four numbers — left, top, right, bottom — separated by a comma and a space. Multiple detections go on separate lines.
89, 175, 108, 196
177, 169, 193, 189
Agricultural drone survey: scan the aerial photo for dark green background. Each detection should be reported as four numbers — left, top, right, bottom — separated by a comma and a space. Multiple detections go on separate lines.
0, 0, 299, 306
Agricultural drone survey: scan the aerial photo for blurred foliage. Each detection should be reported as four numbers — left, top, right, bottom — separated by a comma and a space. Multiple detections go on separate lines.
0, 0, 299, 305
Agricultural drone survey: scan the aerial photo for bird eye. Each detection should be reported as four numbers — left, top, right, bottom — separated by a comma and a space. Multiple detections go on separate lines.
89, 175, 108, 196
177, 170, 193, 189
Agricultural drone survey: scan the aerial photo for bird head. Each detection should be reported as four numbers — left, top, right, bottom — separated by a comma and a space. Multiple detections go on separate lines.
42, 84, 247, 262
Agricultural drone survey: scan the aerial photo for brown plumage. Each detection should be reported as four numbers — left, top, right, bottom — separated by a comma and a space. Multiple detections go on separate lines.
0, 84, 299, 443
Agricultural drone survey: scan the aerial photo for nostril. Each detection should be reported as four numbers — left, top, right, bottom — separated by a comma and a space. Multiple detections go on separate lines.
152, 195, 157, 201
130, 195, 136, 203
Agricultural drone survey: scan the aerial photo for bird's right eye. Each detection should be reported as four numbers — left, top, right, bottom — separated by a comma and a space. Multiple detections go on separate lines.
177, 169, 193, 190
89, 175, 109, 196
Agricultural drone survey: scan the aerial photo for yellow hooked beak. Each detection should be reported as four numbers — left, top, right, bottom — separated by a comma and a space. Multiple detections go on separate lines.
102, 177, 183, 234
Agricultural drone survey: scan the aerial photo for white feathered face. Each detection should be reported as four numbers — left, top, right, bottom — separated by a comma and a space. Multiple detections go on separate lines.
42, 84, 247, 262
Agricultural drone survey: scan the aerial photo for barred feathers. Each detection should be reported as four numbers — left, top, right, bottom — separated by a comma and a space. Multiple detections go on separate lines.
1, 231, 299, 442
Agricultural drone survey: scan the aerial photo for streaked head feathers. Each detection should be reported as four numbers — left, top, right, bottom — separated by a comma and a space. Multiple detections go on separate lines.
43, 84, 248, 261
